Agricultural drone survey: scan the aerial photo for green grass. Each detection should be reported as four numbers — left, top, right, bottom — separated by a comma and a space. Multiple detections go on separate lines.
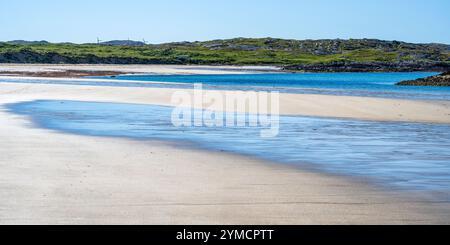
1, 38, 449, 65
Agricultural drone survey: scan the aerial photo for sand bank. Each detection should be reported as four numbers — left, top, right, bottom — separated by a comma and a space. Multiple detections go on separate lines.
0, 64, 281, 77
0, 81, 449, 124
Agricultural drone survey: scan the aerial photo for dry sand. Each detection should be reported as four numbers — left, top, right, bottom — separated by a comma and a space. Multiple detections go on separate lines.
1, 65, 450, 224
0, 64, 281, 76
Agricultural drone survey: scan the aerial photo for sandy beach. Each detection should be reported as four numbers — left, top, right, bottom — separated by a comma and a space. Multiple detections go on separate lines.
0, 64, 281, 77
1, 64, 450, 224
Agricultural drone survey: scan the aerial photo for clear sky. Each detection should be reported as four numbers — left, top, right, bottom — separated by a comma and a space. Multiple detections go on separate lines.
1, 0, 449, 44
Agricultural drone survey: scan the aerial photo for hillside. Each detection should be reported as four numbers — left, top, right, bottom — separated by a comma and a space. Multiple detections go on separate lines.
0, 38, 449, 71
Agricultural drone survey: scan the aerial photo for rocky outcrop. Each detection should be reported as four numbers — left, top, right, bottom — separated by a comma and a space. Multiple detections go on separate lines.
99, 40, 146, 46
283, 61, 450, 72
0, 49, 183, 64
200, 38, 450, 55
0, 69, 125, 78
397, 71, 450, 87
6, 40, 50, 45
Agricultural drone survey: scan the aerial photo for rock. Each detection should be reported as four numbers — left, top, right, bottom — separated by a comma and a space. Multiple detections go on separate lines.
283, 61, 450, 72
0, 49, 183, 65
99, 40, 146, 46
396, 71, 450, 87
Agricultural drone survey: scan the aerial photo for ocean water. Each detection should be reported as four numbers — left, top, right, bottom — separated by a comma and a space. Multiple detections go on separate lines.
103, 72, 450, 100
2, 72, 450, 100
8, 100, 450, 198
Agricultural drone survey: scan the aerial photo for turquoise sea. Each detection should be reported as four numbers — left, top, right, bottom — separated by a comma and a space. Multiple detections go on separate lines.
2, 72, 450, 100
104, 72, 450, 100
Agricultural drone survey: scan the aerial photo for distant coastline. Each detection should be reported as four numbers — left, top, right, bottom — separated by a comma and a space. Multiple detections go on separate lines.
1, 38, 449, 72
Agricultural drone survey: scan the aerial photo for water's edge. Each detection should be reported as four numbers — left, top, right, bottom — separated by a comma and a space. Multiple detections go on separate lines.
2, 72, 450, 101
6, 100, 450, 202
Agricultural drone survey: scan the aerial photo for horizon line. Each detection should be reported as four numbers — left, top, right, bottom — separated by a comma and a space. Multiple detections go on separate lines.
2, 37, 450, 46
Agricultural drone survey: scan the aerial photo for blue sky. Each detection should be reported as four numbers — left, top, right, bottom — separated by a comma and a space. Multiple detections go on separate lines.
1, 0, 449, 44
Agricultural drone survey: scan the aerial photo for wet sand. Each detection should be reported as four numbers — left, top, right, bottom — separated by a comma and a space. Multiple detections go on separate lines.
1, 99, 450, 224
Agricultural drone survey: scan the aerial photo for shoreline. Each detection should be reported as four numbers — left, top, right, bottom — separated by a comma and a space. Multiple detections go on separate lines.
1, 82, 449, 124
1, 65, 450, 224
9, 100, 449, 203
0, 64, 445, 78
1, 99, 449, 224
0, 64, 282, 77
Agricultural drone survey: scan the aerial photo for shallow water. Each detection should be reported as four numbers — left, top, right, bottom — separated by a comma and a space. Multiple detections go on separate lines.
2, 72, 450, 100
8, 100, 450, 198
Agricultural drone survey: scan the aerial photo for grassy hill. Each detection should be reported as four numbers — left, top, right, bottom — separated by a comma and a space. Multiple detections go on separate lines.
1, 38, 449, 71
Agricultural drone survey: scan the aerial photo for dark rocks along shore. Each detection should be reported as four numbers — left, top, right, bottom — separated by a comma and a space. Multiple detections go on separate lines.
397, 71, 450, 87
